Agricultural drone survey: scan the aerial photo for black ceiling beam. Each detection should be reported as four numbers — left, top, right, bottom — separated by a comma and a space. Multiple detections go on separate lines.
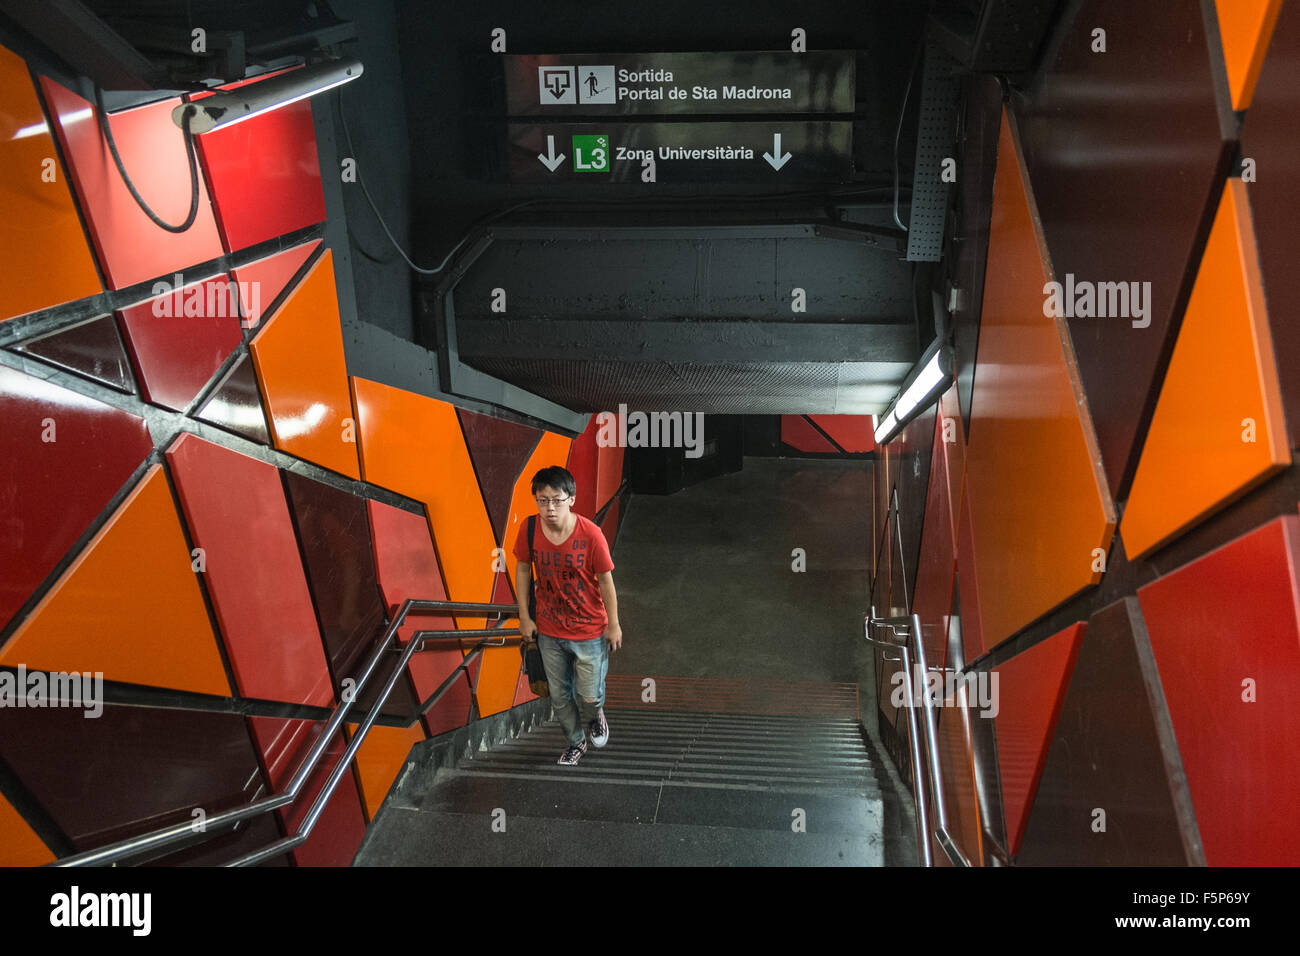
2, 0, 163, 89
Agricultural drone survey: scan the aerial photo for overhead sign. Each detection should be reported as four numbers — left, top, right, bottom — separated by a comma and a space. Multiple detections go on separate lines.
504, 52, 855, 116
509, 122, 853, 184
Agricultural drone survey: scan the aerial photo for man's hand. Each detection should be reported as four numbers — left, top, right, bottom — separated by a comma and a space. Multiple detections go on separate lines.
606, 625, 622, 652
519, 616, 538, 642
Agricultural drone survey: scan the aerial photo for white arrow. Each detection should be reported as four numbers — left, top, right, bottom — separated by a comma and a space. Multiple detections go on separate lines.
538, 135, 566, 172
763, 133, 792, 170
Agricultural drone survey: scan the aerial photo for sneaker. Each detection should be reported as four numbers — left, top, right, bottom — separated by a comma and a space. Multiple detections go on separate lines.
588, 709, 609, 748
557, 741, 587, 765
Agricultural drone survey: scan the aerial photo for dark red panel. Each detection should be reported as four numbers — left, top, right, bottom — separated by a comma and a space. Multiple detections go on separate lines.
457, 408, 541, 544
954, 482, 986, 664
248, 717, 365, 867
151, 812, 285, 867
166, 433, 333, 707
116, 275, 243, 412
282, 472, 386, 685
38, 78, 225, 291
780, 414, 837, 453
992, 622, 1086, 856
0, 701, 267, 854
1137, 516, 1300, 865
192, 352, 271, 445
1240, 1, 1300, 448
1018, 598, 1193, 865
191, 81, 325, 253
1014, 0, 1232, 496
415, 650, 474, 737
809, 415, 876, 452
367, 499, 461, 720
0, 365, 153, 633
567, 415, 599, 519
599, 493, 623, 545
10, 316, 135, 393
368, 501, 454, 638
229, 240, 321, 329
513, 663, 539, 706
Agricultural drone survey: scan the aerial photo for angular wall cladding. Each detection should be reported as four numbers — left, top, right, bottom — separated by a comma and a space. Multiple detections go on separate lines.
1013, 0, 1233, 498
0, 36, 571, 868
961, 108, 1115, 650
1137, 515, 1300, 866
250, 251, 361, 480
0, 465, 232, 697
166, 434, 333, 708
992, 622, 1086, 857
1017, 598, 1196, 865
351, 377, 499, 629
0, 364, 153, 635
189, 74, 326, 254
38, 76, 225, 291
1121, 179, 1289, 560
1239, 0, 1300, 450
0, 701, 267, 854
0, 44, 101, 323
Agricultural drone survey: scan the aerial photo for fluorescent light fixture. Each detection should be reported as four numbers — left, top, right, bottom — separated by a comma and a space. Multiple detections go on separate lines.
172, 58, 363, 134
873, 339, 954, 446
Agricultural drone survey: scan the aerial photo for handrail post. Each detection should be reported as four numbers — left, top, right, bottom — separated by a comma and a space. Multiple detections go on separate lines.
894, 621, 933, 866
911, 613, 948, 836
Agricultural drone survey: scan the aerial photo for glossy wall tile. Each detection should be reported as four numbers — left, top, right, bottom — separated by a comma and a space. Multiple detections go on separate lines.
38, 77, 225, 291
0, 466, 232, 697
0, 45, 101, 322
166, 434, 334, 707
0, 364, 152, 634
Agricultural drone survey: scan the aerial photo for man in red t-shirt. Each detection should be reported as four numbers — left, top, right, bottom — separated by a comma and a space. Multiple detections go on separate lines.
514, 465, 621, 766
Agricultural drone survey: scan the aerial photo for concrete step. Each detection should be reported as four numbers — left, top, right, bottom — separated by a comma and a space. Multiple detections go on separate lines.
355, 806, 884, 866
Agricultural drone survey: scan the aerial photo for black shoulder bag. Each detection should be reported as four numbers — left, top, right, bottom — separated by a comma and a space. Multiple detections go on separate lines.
519, 515, 550, 697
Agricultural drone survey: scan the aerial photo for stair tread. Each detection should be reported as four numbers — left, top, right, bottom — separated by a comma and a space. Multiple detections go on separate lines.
356, 808, 884, 866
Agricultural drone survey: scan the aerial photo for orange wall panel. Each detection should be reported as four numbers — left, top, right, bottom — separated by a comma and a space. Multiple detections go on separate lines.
0, 466, 231, 697
0, 794, 55, 865
0, 45, 101, 322
351, 378, 499, 629
1214, 0, 1283, 110
249, 251, 360, 480
962, 109, 1115, 648
347, 721, 425, 819
1122, 180, 1290, 559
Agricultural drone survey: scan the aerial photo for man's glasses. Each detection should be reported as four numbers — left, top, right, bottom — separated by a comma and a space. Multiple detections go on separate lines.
536, 496, 571, 508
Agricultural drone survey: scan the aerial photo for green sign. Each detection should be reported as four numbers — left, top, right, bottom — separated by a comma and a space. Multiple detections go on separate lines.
572, 134, 610, 172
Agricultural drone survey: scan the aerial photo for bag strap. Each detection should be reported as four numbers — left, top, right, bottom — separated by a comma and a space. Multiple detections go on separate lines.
526, 515, 538, 627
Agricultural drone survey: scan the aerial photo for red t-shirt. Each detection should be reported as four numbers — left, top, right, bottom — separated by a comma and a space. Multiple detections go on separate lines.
513, 514, 614, 640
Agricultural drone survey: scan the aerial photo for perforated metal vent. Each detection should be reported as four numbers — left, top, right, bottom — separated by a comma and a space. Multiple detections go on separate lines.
906, 43, 962, 262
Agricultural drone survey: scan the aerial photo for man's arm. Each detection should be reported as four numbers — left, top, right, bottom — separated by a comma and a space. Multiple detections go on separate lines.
597, 570, 622, 651
515, 561, 537, 640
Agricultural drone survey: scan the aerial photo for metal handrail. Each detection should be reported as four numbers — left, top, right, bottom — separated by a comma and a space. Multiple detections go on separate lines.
865, 607, 972, 867
54, 599, 525, 867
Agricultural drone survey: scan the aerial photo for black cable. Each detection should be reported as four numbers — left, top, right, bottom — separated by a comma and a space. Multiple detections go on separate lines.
94, 85, 201, 234
893, 34, 927, 232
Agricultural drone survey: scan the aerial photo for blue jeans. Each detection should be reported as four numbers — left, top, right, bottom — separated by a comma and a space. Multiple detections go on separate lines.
537, 633, 609, 747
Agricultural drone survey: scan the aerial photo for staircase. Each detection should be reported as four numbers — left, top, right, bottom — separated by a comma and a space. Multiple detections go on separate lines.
356, 686, 906, 866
